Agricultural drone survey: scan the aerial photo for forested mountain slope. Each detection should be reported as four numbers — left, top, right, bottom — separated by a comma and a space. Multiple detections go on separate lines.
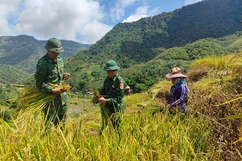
84, 0, 242, 67
66, 33, 242, 94
0, 64, 30, 84
64, 0, 242, 93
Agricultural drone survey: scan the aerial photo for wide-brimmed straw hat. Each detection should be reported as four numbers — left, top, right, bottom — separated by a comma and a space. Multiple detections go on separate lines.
166, 67, 187, 78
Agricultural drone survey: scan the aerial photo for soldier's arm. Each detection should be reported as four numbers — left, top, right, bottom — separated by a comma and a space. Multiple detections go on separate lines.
35, 59, 53, 93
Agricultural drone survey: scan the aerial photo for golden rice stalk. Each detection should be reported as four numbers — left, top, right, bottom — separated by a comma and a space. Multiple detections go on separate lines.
47, 82, 71, 92
92, 87, 109, 131
215, 95, 242, 107
14, 83, 71, 114
91, 87, 100, 104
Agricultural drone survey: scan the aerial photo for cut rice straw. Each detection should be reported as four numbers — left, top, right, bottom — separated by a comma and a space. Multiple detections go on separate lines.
14, 83, 71, 115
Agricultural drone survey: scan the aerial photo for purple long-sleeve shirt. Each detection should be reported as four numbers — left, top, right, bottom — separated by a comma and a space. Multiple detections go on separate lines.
167, 79, 188, 113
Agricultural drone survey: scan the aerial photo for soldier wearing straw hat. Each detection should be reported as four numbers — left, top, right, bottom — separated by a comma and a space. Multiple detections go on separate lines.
166, 67, 190, 116
35, 37, 70, 129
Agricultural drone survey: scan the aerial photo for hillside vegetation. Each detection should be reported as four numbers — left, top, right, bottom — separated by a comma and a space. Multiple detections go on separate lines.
84, 0, 242, 65
1, 52, 242, 160
0, 64, 30, 84
65, 34, 242, 94
64, 0, 242, 94
0, 35, 91, 75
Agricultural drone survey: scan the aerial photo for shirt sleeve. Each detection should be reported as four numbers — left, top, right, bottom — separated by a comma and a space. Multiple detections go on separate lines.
35, 59, 53, 93
170, 84, 187, 106
167, 86, 175, 104
99, 78, 107, 96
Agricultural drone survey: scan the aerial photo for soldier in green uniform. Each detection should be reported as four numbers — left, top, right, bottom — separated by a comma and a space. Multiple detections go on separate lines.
35, 37, 70, 129
96, 60, 126, 130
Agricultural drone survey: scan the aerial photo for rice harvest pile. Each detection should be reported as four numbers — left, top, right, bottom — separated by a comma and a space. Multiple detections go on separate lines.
14, 83, 71, 114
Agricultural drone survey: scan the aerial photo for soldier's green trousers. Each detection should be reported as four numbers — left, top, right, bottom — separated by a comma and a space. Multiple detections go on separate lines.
101, 104, 123, 131
43, 96, 67, 130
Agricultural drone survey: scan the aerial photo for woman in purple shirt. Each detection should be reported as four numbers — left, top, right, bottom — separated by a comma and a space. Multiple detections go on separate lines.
166, 67, 190, 115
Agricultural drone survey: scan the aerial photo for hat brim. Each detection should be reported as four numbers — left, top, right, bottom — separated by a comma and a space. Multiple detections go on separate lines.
48, 47, 64, 53
103, 66, 119, 71
166, 73, 187, 78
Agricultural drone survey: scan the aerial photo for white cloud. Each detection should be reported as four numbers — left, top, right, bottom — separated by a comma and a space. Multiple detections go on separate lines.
0, 18, 13, 35
121, 0, 136, 7
0, 0, 21, 35
0, 0, 204, 44
123, 6, 149, 23
77, 20, 112, 44
0, 0, 112, 44
110, 0, 137, 21
184, 0, 203, 6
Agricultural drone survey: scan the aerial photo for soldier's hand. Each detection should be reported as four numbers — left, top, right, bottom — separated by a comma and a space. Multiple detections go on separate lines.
125, 86, 131, 95
98, 97, 106, 105
64, 73, 70, 80
52, 87, 64, 95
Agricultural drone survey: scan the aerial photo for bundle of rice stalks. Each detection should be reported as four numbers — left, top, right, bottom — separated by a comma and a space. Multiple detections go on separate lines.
14, 83, 71, 115
92, 87, 110, 131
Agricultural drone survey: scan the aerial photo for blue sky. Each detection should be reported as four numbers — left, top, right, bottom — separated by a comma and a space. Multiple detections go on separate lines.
0, 0, 202, 44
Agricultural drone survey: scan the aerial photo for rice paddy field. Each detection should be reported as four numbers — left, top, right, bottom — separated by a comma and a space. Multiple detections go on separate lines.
0, 97, 213, 161
1, 53, 242, 160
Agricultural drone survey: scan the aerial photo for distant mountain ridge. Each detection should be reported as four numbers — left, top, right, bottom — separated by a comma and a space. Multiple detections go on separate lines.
0, 35, 91, 74
167, 0, 242, 47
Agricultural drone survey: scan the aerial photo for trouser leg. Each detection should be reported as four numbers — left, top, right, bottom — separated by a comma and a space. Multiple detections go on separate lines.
43, 96, 67, 130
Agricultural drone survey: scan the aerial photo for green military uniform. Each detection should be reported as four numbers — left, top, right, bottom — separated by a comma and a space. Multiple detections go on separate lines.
100, 60, 125, 130
35, 38, 68, 127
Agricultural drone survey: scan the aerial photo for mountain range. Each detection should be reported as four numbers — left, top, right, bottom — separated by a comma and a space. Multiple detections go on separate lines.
0, 35, 91, 73
0, 0, 242, 93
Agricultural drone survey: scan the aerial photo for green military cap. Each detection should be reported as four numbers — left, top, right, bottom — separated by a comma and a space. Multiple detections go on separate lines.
103, 60, 119, 71
44, 37, 64, 53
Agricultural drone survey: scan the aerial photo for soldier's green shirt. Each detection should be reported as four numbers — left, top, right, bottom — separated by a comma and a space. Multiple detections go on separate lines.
100, 73, 125, 113
35, 54, 68, 104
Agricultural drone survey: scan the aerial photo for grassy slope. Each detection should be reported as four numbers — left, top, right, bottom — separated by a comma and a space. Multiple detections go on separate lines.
153, 52, 242, 160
